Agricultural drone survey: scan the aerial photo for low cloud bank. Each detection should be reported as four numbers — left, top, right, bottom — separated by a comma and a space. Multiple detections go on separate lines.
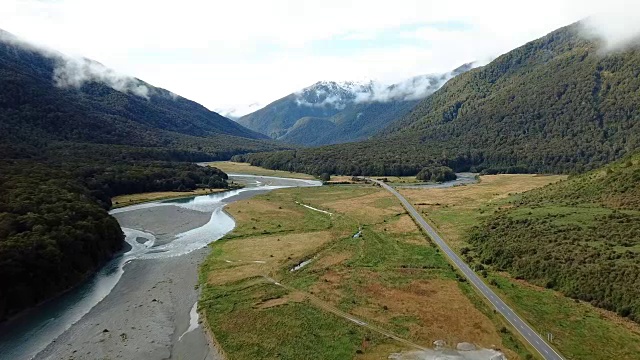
294, 63, 475, 109
580, 7, 640, 51
0, 30, 150, 99
53, 57, 150, 98
354, 73, 453, 103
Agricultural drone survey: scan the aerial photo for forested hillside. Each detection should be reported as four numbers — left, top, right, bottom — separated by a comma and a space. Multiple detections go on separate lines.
468, 152, 640, 323
0, 30, 292, 160
0, 30, 282, 320
236, 23, 640, 176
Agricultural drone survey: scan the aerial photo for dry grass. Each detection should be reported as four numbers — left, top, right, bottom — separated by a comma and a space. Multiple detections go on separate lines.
227, 198, 301, 226
399, 175, 565, 249
201, 185, 530, 358
111, 188, 225, 208
207, 231, 333, 285
202, 161, 315, 179
308, 267, 519, 358
321, 190, 405, 223
400, 174, 565, 208
351, 278, 517, 359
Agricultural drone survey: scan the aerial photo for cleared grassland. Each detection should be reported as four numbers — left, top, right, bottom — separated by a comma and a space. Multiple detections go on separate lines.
111, 188, 226, 208
400, 174, 640, 360
399, 174, 566, 250
200, 185, 530, 360
202, 161, 315, 179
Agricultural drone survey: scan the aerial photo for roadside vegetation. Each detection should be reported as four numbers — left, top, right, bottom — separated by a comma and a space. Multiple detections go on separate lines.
200, 185, 531, 359
469, 154, 640, 324
400, 172, 640, 359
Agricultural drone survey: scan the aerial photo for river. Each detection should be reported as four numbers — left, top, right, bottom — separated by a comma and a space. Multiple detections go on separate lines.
0, 174, 320, 360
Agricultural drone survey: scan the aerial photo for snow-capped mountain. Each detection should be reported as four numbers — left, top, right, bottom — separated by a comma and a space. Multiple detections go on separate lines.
237, 62, 476, 145
293, 81, 374, 110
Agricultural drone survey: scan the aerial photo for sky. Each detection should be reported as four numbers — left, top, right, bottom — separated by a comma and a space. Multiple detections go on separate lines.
1, 0, 638, 116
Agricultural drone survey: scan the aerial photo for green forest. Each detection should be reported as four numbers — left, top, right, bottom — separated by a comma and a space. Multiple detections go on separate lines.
416, 165, 457, 182
0, 158, 229, 321
0, 33, 280, 320
468, 152, 640, 322
234, 23, 640, 176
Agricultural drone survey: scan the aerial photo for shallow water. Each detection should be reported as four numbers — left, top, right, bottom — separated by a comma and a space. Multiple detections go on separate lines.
0, 174, 319, 360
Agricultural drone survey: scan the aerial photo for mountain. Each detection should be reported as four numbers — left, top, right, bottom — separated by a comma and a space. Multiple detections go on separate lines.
237, 80, 372, 140
0, 29, 286, 160
237, 64, 474, 146
0, 30, 287, 321
469, 152, 640, 323
235, 23, 640, 176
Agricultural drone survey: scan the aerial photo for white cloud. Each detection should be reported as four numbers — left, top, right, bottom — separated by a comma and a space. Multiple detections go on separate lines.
0, 0, 638, 112
53, 57, 150, 99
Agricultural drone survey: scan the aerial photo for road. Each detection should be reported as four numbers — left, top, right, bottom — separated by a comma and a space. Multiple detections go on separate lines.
370, 179, 564, 360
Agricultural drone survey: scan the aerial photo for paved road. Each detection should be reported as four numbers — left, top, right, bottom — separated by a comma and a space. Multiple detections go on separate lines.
370, 179, 564, 360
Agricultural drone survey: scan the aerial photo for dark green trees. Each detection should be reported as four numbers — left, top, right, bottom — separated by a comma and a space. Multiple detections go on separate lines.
416, 166, 456, 182
0, 163, 123, 321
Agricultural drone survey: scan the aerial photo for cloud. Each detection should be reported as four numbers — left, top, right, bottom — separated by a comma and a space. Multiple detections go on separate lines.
354, 73, 452, 103
291, 63, 475, 111
1, 30, 150, 99
53, 57, 150, 99
294, 87, 352, 110
1, 0, 639, 111
216, 102, 265, 119
580, 8, 640, 50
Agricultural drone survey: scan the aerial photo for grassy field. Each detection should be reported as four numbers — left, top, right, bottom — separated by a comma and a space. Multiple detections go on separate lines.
111, 188, 227, 208
202, 161, 316, 179
200, 184, 531, 360
400, 174, 640, 360
399, 175, 567, 250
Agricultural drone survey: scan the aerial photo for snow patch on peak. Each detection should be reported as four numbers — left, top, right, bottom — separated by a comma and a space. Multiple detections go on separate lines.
294, 80, 371, 110
294, 62, 477, 109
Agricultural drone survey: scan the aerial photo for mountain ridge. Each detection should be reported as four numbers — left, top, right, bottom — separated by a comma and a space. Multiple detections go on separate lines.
237, 63, 475, 146
235, 23, 640, 176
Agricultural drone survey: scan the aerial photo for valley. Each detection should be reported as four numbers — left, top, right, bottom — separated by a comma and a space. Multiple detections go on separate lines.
1, 6, 640, 360
199, 179, 526, 359
198, 165, 640, 360
0, 174, 320, 360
